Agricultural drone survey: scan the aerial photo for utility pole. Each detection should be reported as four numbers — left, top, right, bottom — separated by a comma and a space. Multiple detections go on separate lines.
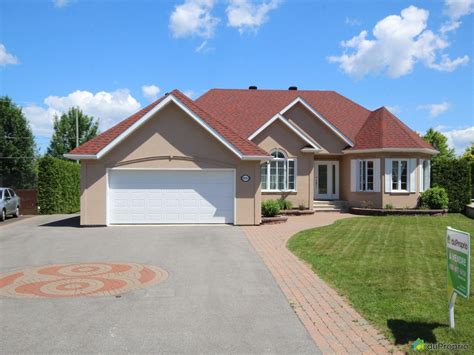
76, 107, 79, 164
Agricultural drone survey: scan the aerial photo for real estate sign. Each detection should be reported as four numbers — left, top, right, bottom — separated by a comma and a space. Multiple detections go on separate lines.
446, 227, 470, 299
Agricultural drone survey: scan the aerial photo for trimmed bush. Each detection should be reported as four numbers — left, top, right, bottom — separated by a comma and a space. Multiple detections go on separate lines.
431, 159, 471, 212
38, 156, 80, 214
419, 187, 449, 209
261, 200, 281, 217
277, 198, 293, 210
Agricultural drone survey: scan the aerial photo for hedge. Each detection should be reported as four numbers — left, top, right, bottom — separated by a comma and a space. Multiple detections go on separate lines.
431, 158, 471, 212
38, 156, 80, 214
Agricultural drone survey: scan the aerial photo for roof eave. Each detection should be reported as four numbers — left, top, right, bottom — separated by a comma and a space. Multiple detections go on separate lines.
343, 148, 439, 155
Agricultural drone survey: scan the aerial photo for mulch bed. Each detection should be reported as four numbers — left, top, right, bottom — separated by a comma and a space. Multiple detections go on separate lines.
350, 208, 448, 216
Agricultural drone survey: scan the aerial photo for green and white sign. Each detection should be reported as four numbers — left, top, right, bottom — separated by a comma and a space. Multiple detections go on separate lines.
446, 227, 470, 299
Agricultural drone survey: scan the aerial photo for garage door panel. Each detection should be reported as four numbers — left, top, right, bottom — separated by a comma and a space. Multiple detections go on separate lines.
108, 170, 234, 224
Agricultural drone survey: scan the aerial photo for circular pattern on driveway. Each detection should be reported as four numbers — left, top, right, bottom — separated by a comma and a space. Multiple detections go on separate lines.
0, 263, 168, 298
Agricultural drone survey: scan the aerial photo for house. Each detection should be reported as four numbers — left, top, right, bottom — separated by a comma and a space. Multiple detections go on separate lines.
65, 87, 437, 226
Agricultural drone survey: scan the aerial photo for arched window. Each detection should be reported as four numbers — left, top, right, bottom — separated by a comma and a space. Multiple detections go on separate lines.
261, 150, 296, 191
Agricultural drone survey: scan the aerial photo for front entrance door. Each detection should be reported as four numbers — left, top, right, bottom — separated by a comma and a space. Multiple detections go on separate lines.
314, 161, 339, 200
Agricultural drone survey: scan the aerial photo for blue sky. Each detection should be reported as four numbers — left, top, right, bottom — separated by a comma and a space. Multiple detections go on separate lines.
1, 0, 473, 154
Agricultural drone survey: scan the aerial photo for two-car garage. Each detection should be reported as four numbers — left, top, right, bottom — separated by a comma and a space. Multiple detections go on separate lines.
107, 169, 235, 225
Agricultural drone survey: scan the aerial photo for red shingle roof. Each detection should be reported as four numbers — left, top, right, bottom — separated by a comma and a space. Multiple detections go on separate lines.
195, 89, 371, 141
351, 107, 434, 150
68, 89, 269, 157
68, 88, 435, 157
196, 89, 434, 151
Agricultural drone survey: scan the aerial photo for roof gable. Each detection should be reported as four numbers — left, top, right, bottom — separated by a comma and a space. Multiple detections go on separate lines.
249, 113, 321, 150
195, 89, 370, 142
66, 90, 270, 160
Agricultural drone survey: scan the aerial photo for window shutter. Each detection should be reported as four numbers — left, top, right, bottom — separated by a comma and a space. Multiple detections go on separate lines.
419, 159, 424, 192
426, 160, 431, 190
373, 159, 381, 192
350, 159, 357, 192
409, 158, 417, 192
384, 158, 392, 193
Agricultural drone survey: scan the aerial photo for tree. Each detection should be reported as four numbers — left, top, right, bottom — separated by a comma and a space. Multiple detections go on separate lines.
0, 96, 37, 188
422, 128, 455, 161
47, 107, 99, 159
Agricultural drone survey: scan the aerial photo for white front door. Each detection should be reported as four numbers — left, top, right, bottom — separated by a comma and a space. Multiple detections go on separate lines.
314, 161, 339, 200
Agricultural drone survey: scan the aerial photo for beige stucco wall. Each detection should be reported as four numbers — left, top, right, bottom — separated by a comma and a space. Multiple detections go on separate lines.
80, 102, 261, 226
252, 119, 314, 209
284, 103, 349, 153
340, 152, 433, 208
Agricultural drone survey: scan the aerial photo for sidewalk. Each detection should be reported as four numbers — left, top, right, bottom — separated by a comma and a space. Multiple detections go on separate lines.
242, 213, 398, 354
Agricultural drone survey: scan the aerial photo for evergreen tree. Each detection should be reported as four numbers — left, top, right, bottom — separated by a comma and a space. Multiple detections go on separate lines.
47, 107, 99, 159
0, 96, 37, 188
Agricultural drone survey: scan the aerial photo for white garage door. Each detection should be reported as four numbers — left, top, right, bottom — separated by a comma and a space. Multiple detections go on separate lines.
108, 170, 234, 224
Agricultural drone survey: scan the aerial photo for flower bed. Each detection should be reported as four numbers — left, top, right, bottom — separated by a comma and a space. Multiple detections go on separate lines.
280, 209, 315, 216
350, 208, 447, 216
261, 216, 288, 224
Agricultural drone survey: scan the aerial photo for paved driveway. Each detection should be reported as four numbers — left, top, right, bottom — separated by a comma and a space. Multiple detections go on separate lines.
0, 215, 318, 354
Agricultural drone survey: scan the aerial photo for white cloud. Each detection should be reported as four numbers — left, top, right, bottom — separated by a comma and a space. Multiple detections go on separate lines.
183, 90, 196, 99
437, 126, 474, 154
418, 102, 450, 117
53, 0, 69, 8
169, 0, 219, 39
23, 89, 141, 138
141, 85, 161, 101
329, 6, 469, 79
386, 105, 402, 114
345, 17, 361, 26
226, 0, 280, 33
22, 105, 60, 138
440, 20, 461, 34
0, 44, 19, 66
195, 40, 214, 53
444, 0, 474, 20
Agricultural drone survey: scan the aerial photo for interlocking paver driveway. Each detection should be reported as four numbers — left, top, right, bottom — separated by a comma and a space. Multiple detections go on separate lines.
0, 215, 318, 354
243, 213, 398, 354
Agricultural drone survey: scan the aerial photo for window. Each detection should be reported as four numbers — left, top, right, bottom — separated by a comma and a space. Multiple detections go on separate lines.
420, 160, 431, 192
261, 150, 296, 191
391, 159, 408, 191
358, 160, 374, 191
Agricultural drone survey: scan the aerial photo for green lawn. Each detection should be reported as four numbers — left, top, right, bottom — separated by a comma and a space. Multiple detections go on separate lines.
287, 214, 474, 351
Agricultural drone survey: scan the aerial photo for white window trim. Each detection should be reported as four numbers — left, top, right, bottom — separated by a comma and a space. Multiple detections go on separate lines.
262, 151, 297, 192
358, 159, 375, 192
391, 158, 409, 192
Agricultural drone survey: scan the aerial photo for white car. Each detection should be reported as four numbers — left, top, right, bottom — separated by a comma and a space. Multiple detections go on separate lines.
0, 188, 21, 221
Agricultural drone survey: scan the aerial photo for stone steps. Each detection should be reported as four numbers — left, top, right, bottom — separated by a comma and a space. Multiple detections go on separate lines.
313, 200, 348, 212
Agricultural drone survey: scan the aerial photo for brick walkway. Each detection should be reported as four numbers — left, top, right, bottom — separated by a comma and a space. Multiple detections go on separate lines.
242, 213, 398, 354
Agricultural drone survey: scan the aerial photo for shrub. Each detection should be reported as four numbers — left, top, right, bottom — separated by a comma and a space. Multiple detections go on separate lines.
431, 159, 471, 212
38, 156, 80, 214
261, 200, 281, 217
277, 198, 293, 210
384, 203, 394, 210
419, 187, 449, 210
298, 203, 306, 211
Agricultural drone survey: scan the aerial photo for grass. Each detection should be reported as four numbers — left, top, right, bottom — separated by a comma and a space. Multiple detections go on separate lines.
287, 214, 474, 352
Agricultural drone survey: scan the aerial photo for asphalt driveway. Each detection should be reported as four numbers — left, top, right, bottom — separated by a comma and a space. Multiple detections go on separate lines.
0, 215, 318, 354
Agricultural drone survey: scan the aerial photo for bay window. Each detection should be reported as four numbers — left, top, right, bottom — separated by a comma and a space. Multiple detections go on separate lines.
261, 150, 296, 191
